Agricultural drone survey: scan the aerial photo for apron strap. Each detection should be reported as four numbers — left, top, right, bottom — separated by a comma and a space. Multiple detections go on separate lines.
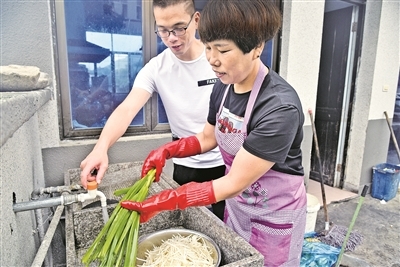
217, 84, 231, 116
242, 63, 267, 131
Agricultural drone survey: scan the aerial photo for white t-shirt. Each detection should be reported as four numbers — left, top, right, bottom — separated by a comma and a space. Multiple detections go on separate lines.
133, 48, 224, 168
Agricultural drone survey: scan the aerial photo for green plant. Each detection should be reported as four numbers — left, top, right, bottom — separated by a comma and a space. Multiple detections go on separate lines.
82, 169, 155, 267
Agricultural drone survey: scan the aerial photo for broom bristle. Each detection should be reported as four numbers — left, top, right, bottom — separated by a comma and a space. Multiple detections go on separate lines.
319, 224, 363, 252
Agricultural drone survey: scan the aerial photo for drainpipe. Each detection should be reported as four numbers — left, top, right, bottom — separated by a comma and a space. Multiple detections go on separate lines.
31, 205, 64, 267
34, 208, 51, 267
28, 184, 83, 266
12, 182, 108, 267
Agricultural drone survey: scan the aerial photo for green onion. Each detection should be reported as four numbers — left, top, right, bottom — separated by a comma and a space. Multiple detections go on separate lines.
82, 169, 156, 267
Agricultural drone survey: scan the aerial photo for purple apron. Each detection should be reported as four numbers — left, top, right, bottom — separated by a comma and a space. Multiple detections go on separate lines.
215, 64, 307, 267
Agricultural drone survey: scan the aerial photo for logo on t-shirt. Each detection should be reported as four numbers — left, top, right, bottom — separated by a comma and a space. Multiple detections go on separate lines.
217, 107, 244, 133
197, 78, 218, 87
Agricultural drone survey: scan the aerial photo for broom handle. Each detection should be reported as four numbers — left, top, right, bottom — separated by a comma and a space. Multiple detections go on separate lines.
308, 109, 329, 230
335, 185, 368, 267
384, 111, 400, 161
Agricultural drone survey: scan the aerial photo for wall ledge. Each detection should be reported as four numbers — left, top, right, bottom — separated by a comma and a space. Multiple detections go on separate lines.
0, 88, 52, 147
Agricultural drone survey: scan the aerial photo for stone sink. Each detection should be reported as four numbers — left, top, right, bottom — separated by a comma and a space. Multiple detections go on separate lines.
64, 161, 263, 266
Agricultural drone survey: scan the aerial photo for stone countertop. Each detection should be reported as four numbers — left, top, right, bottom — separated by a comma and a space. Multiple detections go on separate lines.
0, 88, 52, 146
64, 161, 264, 266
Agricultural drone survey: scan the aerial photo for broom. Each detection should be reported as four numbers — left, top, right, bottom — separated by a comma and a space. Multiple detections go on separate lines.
308, 109, 363, 251
308, 109, 329, 232
334, 185, 369, 266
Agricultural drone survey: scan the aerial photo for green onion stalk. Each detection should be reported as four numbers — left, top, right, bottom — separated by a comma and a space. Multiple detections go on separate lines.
82, 169, 156, 267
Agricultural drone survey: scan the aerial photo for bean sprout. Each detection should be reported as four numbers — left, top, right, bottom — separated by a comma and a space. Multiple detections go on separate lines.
138, 234, 215, 267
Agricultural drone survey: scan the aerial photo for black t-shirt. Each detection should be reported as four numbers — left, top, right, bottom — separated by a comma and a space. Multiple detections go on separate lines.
207, 69, 304, 176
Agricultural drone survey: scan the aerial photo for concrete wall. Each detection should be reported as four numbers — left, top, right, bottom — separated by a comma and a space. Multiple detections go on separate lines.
1, 0, 61, 149
0, 90, 52, 267
280, 0, 325, 186
344, 0, 400, 192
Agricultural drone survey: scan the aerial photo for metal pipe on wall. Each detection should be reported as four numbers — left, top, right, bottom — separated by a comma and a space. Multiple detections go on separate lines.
34, 208, 51, 267
31, 205, 64, 267
31, 184, 82, 200
13, 197, 63, 212
13, 194, 81, 213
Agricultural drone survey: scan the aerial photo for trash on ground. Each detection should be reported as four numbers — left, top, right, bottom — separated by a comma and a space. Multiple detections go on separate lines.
301, 232, 340, 267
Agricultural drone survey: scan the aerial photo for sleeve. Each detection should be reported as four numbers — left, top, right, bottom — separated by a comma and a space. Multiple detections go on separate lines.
132, 58, 158, 95
243, 105, 301, 163
207, 81, 225, 126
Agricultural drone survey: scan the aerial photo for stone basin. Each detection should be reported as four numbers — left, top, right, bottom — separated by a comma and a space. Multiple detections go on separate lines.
64, 161, 263, 266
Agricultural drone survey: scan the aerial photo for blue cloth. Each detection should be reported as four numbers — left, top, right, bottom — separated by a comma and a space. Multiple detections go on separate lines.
301, 232, 341, 267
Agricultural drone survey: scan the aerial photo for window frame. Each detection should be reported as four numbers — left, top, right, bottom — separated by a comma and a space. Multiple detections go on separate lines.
53, 0, 169, 139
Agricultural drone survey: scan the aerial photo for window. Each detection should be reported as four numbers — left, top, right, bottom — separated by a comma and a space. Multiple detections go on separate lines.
55, 0, 160, 138
54, 0, 281, 139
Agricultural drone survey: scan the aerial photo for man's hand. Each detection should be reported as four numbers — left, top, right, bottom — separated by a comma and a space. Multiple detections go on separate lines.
80, 151, 109, 189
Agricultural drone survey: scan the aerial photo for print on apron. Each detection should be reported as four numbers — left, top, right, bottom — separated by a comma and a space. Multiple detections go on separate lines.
241, 181, 269, 208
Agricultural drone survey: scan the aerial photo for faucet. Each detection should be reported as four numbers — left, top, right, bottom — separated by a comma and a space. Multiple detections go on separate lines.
77, 181, 107, 208
13, 181, 109, 222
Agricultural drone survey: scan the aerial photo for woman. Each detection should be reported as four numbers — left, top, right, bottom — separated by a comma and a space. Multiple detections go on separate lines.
121, 0, 306, 266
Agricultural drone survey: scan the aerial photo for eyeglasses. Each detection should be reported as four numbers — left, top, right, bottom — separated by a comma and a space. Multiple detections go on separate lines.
155, 13, 195, 38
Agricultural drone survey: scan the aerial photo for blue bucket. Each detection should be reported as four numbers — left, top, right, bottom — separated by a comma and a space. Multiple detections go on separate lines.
371, 163, 400, 201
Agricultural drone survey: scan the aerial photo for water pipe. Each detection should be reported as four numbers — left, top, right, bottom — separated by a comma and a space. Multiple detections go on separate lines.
31, 205, 64, 267
28, 185, 78, 267
13, 181, 108, 217
24, 183, 108, 267
31, 184, 82, 200
34, 208, 52, 267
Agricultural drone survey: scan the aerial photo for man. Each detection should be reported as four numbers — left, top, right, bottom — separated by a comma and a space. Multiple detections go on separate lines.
80, 0, 225, 220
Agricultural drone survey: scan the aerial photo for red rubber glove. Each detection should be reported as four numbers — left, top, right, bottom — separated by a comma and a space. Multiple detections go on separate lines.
120, 181, 216, 223
141, 136, 201, 181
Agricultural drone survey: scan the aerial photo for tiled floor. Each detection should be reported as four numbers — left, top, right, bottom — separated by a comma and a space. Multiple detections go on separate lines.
307, 179, 358, 207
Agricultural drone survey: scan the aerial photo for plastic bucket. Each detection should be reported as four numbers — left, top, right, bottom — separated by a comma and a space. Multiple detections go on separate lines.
305, 193, 320, 233
371, 163, 400, 201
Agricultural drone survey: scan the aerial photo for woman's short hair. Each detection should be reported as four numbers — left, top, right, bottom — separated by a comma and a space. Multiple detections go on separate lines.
198, 0, 282, 54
